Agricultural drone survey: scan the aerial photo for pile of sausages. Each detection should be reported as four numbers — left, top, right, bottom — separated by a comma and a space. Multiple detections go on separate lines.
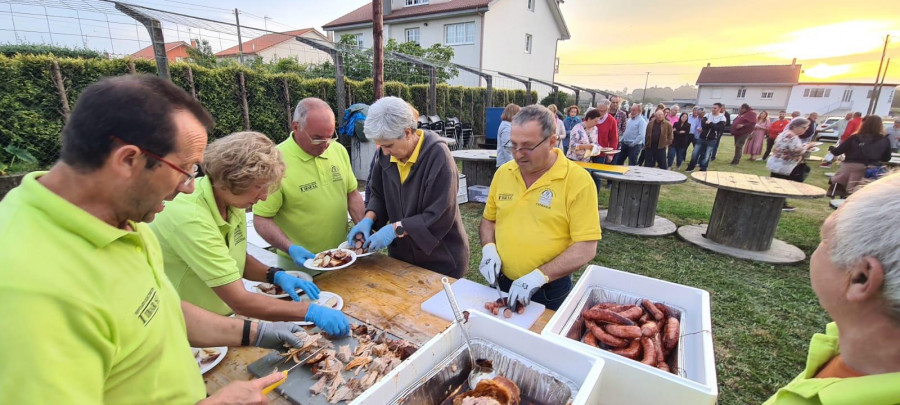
483, 297, 526, 318
578, 299, 680, 374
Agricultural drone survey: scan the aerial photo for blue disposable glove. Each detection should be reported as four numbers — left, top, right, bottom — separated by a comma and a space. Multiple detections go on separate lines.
288, 244, 315, 267
305, 303, 350, 336
508, 269, 548, 309
363, 223, 397, 252
347, 217, 374, 245
273, 270, 320, 301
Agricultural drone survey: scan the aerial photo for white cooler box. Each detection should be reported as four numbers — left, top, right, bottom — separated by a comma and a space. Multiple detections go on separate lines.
541, 265, 717, 404
353, 311, 606, 404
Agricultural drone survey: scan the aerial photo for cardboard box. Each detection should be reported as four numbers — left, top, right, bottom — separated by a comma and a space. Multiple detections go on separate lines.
542, 265, 718, 405
353, 311, 606, 404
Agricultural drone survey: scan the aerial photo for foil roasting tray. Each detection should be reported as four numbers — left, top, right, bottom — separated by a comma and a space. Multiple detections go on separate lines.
392, 338, 579, 405
560, 286, 687, 378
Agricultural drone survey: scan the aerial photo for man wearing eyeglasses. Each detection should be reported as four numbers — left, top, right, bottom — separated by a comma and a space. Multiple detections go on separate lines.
0, 75, 301, 404
479, 105, 602, 311
253, 98, 365, 266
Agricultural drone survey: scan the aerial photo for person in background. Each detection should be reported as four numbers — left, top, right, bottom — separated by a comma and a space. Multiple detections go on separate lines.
617, 103, 648, 165
496, 103, 521, 167
479, 105, 601, 310
644, 109, 673, 169
687, 107, 706, 167
253, 98, 364, 267
766, 117, 816, 211
562, 105, 581, 154
609, 96, 628, 139
638, 104, 666, 165
763, 172, 900, 405
566, 109, 602, 163
828, 115, 893, 198
547, 104, 566, 150
729, 103, 758, 165
764, 111, 790, 161
663, 107, 671, 122
592, 99, 619, 164
744, 110, 770, 161
669, 112, 692, 170
668, 105, 681, 125
350, 96, 469, 278
686, 103, 726, 172
887, 120, 900, 153
819, 113, 853, 168
800, 112, 819, 143
151, 132, 348, 336
791, 111, 802, 119
710, 104, 731, 162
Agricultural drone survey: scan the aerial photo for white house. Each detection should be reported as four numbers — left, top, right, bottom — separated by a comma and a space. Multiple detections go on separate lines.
695, 63, 896, 118
321, 0, 570, 88
215, 28, 332, 65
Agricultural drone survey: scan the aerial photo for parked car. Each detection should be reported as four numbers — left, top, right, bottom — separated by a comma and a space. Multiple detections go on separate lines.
815, 116, 844, 142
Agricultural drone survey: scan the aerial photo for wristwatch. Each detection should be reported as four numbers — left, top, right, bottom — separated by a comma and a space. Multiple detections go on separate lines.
394, 222, 405, 238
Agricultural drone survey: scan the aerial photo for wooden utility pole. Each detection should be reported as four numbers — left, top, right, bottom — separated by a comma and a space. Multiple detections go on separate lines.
867, 34, 889, 115
373, 0, 384, 100
872, 58, 891, 114
234, 9, 245, 65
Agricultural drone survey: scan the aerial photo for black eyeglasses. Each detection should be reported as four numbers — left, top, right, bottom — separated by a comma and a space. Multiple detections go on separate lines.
503, 136, 551, 154
111, 136, 198, 186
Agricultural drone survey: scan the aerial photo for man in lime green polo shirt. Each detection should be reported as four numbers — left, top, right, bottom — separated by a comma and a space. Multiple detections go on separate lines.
0, 75, 303, 404
253, 97, 365, 266
479, 105, 601, 311
764, 173, 900, 405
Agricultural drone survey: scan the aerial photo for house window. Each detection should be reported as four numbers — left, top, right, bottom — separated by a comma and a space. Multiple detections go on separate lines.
842, 89, 853, 102
350, 33, 363, 49
525, 34, 532, 54
528, 0, 535, 11
444, 22, 475, 45
711, 88, 722, 99
405, 0, 428, 6
803, 88, 830, 98
736, 88, 746, 99
405, 28, 420, 44
760, 90, 774, 99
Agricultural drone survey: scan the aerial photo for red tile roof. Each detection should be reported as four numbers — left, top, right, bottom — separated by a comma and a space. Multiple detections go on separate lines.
323, 0, 492, 30
696, 64, 801, 85
215, 28, 320, 57
131, 41, 189, 59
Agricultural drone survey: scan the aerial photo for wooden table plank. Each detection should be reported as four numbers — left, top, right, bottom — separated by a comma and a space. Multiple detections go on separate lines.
691, 171, 825, 199
204, 254, 555, 404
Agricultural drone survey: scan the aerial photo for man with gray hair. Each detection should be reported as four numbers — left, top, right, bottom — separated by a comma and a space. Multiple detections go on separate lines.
608, 96, 628, 137
479, 105, 601, 310
764, 172, 900, 404
254, 98, 365, 266
348, 96, 469, 278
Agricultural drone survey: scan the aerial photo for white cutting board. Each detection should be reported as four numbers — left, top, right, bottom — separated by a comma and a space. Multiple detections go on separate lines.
420, 278, 545, 330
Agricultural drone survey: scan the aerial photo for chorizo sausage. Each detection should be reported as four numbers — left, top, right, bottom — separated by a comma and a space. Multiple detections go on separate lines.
582, 308, 635, 326
603, 324, 642, 339
587, 321, 627, 348
642, 299, 665, 321
639, 337, 657, 366
663, 317, 680, 351
640, 320, 659, 337
617, 306, 644, 321
638, 312, 649, 324
657, 361, 670, 373
583, 330, 599, 347
653, 333, 665, 366
610, 339, 641, 359
655, 302, 676, 318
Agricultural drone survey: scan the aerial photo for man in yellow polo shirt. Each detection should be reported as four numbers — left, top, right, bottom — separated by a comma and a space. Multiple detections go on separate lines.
253, 97, 365, 266
764, 173, 900, 405
479, 105, 601, 310
0, 75, 301, 404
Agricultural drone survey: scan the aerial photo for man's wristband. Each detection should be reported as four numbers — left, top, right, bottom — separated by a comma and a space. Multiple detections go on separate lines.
241, 320, 252, 347
266, 267, 284, 284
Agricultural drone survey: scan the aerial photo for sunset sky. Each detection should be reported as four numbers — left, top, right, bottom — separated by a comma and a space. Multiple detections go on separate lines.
2, 0, 898, 92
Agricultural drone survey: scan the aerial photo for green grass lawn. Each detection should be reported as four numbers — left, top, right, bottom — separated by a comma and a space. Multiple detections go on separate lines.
458, 138, 835, 405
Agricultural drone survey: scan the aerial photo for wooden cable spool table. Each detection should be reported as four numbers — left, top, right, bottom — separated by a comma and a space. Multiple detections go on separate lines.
451, 149, 497, 187
204, 253, 555, 404
593, 166, 687, 236
677, 171, 825, 264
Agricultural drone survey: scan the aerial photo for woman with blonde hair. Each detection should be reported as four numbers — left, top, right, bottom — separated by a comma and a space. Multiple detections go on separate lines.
496, 103, 521, 167
745, 111, 770, 161
547, 104, 566, 150
151, 131, 349, 336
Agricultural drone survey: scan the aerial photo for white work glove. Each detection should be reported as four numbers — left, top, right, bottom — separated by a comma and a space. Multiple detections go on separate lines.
479, 243, 502, 287
508, 269, 548, 309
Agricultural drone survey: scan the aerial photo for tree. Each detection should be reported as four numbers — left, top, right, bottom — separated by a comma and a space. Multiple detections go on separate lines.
336, 35, 458, 84
186, 39, 216, 68
539, 91, 571, 108
0, 43, 105, 59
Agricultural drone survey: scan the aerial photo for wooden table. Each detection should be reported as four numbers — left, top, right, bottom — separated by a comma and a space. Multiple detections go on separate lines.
593, 166, 687, 236
451, 149, 497, 187
677, 171, 825, 264
204, 254, 555, 404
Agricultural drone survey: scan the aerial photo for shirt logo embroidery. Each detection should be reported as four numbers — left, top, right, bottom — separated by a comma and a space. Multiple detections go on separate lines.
134, 288, 160, 326
331, 165, 343, 183
498, 193, 513, 201
537, 189, 554, 208
299, 181, 318, 192
233, 226, 245, 245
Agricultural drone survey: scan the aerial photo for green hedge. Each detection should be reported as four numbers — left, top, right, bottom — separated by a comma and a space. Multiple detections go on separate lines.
0, 54, 537, 169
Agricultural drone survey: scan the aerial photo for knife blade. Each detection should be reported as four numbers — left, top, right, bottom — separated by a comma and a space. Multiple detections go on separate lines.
261, 347, 327, 395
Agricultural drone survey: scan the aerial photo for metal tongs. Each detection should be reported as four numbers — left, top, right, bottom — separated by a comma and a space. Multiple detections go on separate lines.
441, 277, 497, 388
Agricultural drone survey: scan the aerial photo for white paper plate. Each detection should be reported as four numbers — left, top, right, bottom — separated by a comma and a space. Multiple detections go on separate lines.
192, 346, 227, 374
245, 271, 314, 298
338, 241, 376, 257
809, 141, 824, 147
808, 147, 821, 153
294, 291, 345, 326
303, 249, 357, 271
